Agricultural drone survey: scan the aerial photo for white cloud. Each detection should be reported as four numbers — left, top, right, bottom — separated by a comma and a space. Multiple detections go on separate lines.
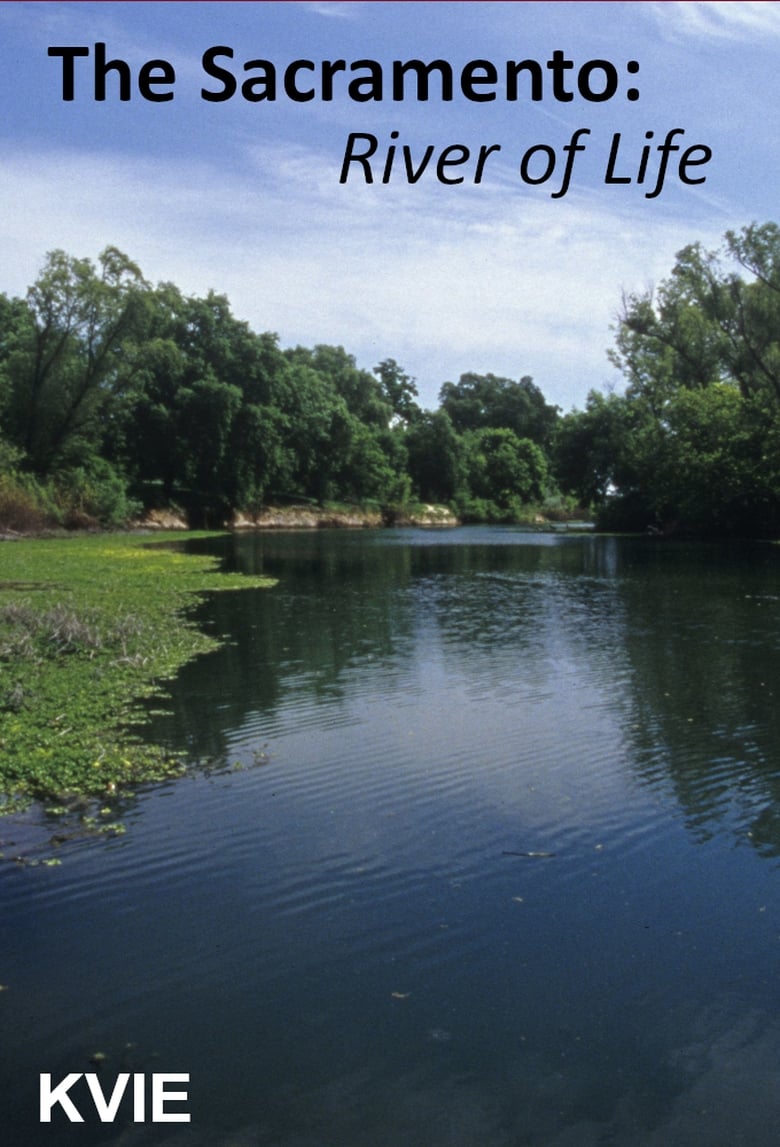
648, 1, 780, 42
300, 1, 364, 19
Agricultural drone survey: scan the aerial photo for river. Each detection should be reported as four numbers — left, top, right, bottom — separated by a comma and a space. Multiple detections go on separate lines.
3, 527, 780, 1146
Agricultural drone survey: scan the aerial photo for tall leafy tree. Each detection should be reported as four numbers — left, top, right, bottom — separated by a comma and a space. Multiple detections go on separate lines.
562, 222, 780, 533
3, 247, 149, 473
611, 223, 780, 409
118, 284, 292, 515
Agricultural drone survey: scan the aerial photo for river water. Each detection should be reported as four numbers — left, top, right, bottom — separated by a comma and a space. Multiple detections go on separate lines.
3, 527, 780, 1146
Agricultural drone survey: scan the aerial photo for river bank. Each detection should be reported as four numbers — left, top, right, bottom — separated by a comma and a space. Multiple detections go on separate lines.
134, 502, 461, 531
0, 531, 273, 809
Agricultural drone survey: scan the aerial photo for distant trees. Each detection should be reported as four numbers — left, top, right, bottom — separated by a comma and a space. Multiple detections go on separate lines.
463, 428, 548, 518
405, 410, 464, 503
281, 345, 409, 505
439, 371, 559, 446
0, 246, 568, 528
373, 358, 421, 425
7, 224, 780, 536
429, 371, 558, 518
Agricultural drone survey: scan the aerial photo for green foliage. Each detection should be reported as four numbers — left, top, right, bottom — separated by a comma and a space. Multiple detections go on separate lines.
286, 344, 392, 429
614, 385, 773, 534
0, 471, 50, 532
334, 420, 409, 503
0, 460, 139, 532
439, 371, 559, 447
1, 247, 148, 475
0, 532, 274, 805
55, 459, 142, 529
114, 286, 292, 517
373, 358, 421, 424
464, 427, 548, 508
405, 409, 465, 503
554, 222, 780, 535
10, 228, 780, 536
553, 391, 635, 507
0, 243, 566, 527
611, 223, 780, 412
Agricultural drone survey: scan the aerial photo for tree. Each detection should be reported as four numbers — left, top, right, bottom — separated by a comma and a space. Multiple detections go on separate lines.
2, 247, 149, 473
610, 223, 780, 409
464, 427, 548, 509
553, 390, 640, 507
117, 284, 292, 515
439, 372, 558, 446
334, 419, 410, 503
405, 409, 465, 503
0, 241, 582, 527
646, 385, 765, 533
373, 358, 421, 425
287, 345, 392, 429
590, 223, 780, 532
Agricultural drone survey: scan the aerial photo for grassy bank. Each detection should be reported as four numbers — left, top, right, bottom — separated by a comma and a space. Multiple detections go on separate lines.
0, 532, 273, 808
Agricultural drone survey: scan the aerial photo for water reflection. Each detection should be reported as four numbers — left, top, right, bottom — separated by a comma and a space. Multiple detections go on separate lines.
151, 531, 780, 855
27, 1002, 780, 1147
608, 541, 780, 849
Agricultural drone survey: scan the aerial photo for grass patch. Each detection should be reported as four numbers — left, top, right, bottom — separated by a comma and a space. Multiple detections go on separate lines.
0, 532, 274, 808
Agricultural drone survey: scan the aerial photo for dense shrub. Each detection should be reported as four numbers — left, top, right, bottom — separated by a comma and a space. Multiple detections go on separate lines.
0, 473, 52, 533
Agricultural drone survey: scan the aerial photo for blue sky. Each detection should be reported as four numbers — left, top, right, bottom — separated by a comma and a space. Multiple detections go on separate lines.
1, 1, 780, 411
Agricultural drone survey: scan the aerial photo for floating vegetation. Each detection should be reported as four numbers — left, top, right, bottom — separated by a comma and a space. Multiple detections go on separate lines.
502, 849, 557, 858
10, 855, 62, 868
427, 1028, 453, 1042
0, 532, 275, 808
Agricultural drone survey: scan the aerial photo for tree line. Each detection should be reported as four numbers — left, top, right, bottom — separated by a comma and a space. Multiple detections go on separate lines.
2, 222, 780, 535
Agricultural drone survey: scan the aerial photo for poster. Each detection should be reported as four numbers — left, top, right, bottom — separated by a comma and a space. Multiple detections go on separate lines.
3, 3, 780, 1145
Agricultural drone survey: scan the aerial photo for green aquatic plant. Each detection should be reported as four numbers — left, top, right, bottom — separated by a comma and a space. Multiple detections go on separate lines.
0, 531, 274, 806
